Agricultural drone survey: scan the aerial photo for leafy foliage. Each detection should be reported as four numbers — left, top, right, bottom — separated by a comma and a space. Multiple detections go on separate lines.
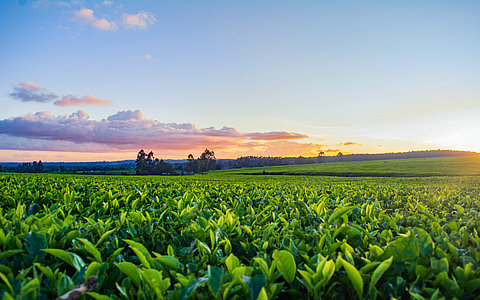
0, 173, 479, 299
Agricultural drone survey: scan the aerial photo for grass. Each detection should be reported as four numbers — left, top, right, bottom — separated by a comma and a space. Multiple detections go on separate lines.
213, 155, 480, 177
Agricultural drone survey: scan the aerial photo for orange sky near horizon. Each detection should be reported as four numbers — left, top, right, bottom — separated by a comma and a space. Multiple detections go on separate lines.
0, 143, 439, 163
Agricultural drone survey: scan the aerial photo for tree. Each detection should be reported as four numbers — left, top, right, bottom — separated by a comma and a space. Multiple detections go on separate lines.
337, 152, 344, 162
318, 151, 326, 163
136, 150, 175, 175
186, 149, 217, 173
136, 150, 147, 175
198, 149, 216, 172
186, 154, 196, 173
200, 149, 215, 160
146, 151, 155, 174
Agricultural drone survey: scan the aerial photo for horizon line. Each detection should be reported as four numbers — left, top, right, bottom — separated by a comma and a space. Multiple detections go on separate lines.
0, 149, 477, 164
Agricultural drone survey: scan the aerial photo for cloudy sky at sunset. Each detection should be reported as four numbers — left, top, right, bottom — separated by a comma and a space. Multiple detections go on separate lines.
1, 0, 479, 162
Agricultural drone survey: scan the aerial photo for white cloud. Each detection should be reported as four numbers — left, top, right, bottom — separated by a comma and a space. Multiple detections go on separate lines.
122, 12, 157, 31
107, 110, 145, 121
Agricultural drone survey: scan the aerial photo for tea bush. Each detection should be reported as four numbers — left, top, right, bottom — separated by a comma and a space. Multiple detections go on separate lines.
0, 173, 479, 299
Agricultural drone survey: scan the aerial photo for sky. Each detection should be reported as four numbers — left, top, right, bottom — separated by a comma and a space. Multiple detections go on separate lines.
1, 0, 479, 162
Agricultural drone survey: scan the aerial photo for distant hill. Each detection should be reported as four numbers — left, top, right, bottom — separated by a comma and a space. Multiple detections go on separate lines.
322, 149, 477, 162
215, 155, 480, 177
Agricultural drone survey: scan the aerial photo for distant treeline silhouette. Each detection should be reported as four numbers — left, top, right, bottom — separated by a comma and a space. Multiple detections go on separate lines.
0, 161, 45, 173
135, 148, 219, 175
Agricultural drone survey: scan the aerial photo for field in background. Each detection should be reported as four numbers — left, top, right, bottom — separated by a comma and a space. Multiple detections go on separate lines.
215, 155, 480, 177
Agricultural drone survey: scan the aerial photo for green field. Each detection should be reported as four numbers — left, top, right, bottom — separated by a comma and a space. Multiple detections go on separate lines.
215, 155, 480, 177
1, 170, 480, 299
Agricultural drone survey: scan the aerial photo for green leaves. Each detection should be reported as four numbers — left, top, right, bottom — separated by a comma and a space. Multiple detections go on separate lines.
42, 249, 85, 272
179, 277, 208, 300
34, 263, 54, 280
0, 271, 13, 293
226, 254, 240, 273
0, 250, 24, 260
2, 170, 480, 299
142, 269, 171, 297
96, 229, 116, 247
338, 257, 363, 298
197, 240, 212, 256
273, 250, 296, 284
412, 228, 434, 256
20, 278, 39, 296
369, 256, 393, 294
328, 206, 353, 224
431, 257, 449, 273
24, 232, 47, 260
116, 262, 141, 287
257, 287, 268, 300
208, 265, 224, 296
322, 259, 335, 283
77, 238, 102, 262
85, 262, 101, 279
86, 292, 112, 300
382, 231, 419, 262
244, 273, 266, 300
154, 255, 180, 270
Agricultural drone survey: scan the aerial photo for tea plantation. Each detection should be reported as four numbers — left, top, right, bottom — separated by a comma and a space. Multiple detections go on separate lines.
0, 171, 479, 299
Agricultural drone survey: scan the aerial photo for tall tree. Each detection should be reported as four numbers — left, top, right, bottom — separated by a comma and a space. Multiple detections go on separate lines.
136, 150, 147, 175
198, 148, 217, 172
146, 151, 155, 173
186, 154, 196, 173
136, 150, 175, 175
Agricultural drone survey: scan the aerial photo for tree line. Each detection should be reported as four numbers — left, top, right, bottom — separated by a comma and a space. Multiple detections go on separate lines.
0, 161, 45, 173
0, 161, 134, 174
135, 148, 218, 175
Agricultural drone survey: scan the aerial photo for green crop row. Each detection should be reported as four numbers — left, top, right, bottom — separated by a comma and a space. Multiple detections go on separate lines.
0, 173, 479, 299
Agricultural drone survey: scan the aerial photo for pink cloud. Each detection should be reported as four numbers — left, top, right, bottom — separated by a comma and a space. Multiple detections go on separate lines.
54, 95, 113, 106
73, 8, 117, 31
8, 82, 113, 107
0, 110, 315, 156
247, 131, 309, 140
341, 142, 362, 146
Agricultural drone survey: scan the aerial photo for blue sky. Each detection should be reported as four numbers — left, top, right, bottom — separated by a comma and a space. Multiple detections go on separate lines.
1, 0, 479, 161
